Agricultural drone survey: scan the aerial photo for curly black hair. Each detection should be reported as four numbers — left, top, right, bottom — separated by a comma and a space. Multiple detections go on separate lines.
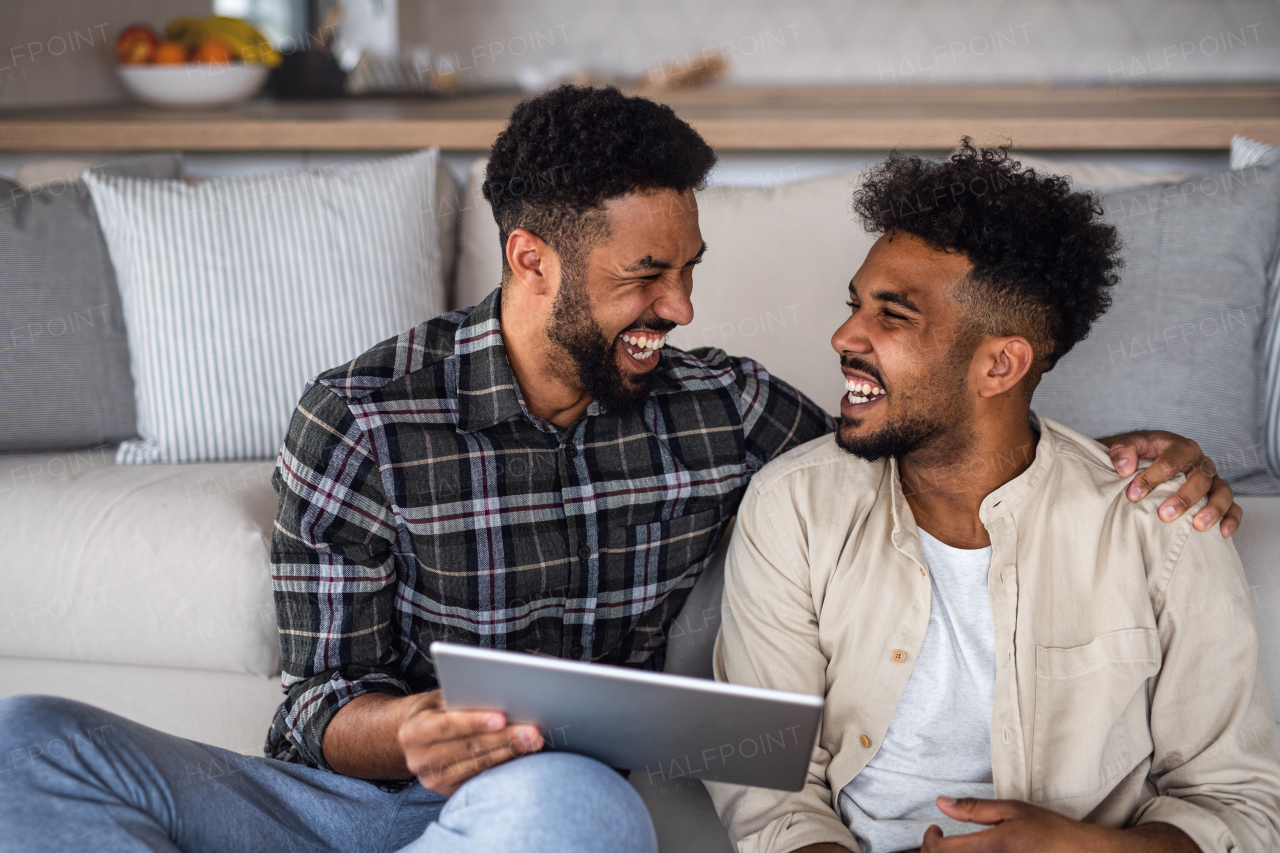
483, 85, 717, 275
852, 139, 1121, 375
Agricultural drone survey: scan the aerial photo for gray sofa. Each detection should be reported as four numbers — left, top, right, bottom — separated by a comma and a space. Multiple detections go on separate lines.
2, 150, 1279, 852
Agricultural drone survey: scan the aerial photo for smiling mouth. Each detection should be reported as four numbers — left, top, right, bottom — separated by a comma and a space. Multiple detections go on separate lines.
844, 375, 886, 406
618, 330, 668, 363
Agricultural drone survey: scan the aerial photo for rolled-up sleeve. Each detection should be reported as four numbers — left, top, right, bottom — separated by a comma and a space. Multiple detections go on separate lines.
1132, 521, 1280, 851
705, 479, 858, 853
267, 380, 410, 771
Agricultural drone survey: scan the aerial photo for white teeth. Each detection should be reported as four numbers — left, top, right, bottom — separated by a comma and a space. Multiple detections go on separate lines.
845, 377, 885, 396
622, 332, 667, 352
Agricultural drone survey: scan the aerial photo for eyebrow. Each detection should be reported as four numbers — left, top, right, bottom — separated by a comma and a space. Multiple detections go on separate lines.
624, 241, 708, 273
873, 290, 921, 313
848, 281, 921, 313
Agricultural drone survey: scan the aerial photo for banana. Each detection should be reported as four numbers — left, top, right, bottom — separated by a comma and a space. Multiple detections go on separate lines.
163, 18, 207, 49
204, 16, 282, 67
162, 16, 282, 67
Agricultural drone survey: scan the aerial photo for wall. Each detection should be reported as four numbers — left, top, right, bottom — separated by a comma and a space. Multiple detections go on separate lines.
0, 0, 212, 108
400, 0, 1280, 89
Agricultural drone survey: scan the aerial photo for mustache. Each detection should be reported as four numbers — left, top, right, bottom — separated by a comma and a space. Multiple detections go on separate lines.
841, 355, 886, 387
623, 318, 677, 334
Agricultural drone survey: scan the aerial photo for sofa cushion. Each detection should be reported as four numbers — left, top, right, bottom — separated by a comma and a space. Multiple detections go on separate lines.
1033, 163, 1280, 488
84, 150, 445, 464
0, 450, 280, 676
0, 154, 183, 454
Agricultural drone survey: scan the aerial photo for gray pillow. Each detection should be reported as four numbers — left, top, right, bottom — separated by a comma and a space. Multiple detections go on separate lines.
0, 154, 183, 453
1033, 163, 1280, 488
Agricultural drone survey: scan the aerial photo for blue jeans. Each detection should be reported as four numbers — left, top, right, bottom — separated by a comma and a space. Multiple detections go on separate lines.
0, 695, 658, 853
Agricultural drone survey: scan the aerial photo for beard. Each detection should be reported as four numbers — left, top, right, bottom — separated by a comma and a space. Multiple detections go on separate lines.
545, 265, 658, 418
835, 411, 952, 461
834, 353, 974, 463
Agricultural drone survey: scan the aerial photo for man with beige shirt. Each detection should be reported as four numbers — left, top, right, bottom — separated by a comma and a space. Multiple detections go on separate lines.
708, 142, 1280, 853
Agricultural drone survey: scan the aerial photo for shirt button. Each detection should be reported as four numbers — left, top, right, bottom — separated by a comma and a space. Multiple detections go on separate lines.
564, 444, 578, 459
1002, 726, 1010, 744
570, 643, 584, 657
891, 649, 907, 663
859, 734, 872, 748
577, 544, 591, 561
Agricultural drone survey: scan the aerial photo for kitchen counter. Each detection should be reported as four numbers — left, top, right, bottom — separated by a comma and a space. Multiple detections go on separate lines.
0, 84, 1276, 151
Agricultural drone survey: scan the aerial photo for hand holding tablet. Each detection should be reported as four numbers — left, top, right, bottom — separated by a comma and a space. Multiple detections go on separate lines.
431, 642, 824, 791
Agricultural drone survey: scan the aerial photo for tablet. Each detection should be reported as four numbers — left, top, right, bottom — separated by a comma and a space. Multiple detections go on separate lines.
430, 641, 824, 791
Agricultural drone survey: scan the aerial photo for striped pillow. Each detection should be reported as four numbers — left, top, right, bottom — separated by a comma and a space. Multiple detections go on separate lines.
1232, 136, 1280, 480
84, 150, 443, 463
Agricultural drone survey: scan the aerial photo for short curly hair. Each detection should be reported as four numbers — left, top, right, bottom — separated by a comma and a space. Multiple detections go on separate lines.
852, 140, 1121, 376
483, 85, 717, 276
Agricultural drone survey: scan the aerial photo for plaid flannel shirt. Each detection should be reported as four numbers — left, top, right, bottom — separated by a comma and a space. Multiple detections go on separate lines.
265, 287, 834, 783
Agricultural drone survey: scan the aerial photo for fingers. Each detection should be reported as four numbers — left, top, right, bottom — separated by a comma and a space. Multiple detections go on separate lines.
1122, 431, 1197, 500
1217, 500, 1244, 538
1128, 451, 1190, 504
401, 707, 508, 747
1108, 441, 1139, 478
1185, 469, 1231, 530
1110, 434, 1242, 536
398, 700, 547, 795
408, 725, 543, 795
400, 690, 444, 722
936, 795, 1022, 825
1159, 455, 1216, 523
920, 823, 997, 853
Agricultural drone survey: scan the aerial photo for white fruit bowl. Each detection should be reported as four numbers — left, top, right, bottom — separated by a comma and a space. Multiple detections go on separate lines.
117, 63, 269, 107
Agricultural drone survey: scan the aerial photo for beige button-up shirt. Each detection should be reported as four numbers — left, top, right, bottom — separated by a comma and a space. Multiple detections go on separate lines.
707, 414, 1280, 853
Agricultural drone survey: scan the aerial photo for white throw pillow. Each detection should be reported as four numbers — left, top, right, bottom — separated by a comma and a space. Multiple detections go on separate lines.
85, 149, 444, 463
1231, 136, 1280, 480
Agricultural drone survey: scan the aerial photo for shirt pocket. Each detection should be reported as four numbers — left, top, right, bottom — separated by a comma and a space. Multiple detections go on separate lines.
594, 505, 724, 663
1030, 626, 1161, 803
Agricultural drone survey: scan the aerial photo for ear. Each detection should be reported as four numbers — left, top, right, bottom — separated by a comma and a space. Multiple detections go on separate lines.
505, 228, 558, 296
975, 336, 1035, 398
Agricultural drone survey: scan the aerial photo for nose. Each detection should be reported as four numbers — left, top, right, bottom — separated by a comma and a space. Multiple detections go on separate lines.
831, 309, 872, 358
653, 274, 694, 328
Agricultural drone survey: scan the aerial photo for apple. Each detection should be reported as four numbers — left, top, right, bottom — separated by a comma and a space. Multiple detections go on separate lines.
116, 25, 159, 65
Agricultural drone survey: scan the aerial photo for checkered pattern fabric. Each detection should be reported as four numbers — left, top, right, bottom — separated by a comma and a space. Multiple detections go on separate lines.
265, 287, 834, 778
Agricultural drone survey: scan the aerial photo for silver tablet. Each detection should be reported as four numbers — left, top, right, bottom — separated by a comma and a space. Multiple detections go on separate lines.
430, 641, 824, 791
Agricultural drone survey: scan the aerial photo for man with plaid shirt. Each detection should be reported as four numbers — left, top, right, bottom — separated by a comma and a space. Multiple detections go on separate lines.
0, 85, 1243, 853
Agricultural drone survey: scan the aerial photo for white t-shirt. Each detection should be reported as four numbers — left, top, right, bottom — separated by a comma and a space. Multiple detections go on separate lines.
837, 528, 997, 853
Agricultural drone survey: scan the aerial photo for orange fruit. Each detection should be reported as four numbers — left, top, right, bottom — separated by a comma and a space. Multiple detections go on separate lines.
193, 38, 234, 64
153, 41, 189, 64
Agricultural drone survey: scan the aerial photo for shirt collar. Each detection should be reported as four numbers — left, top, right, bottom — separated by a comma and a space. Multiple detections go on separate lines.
885, 411, 1054, 554
453, 288, 529, 434
978, 411, 1055, 524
